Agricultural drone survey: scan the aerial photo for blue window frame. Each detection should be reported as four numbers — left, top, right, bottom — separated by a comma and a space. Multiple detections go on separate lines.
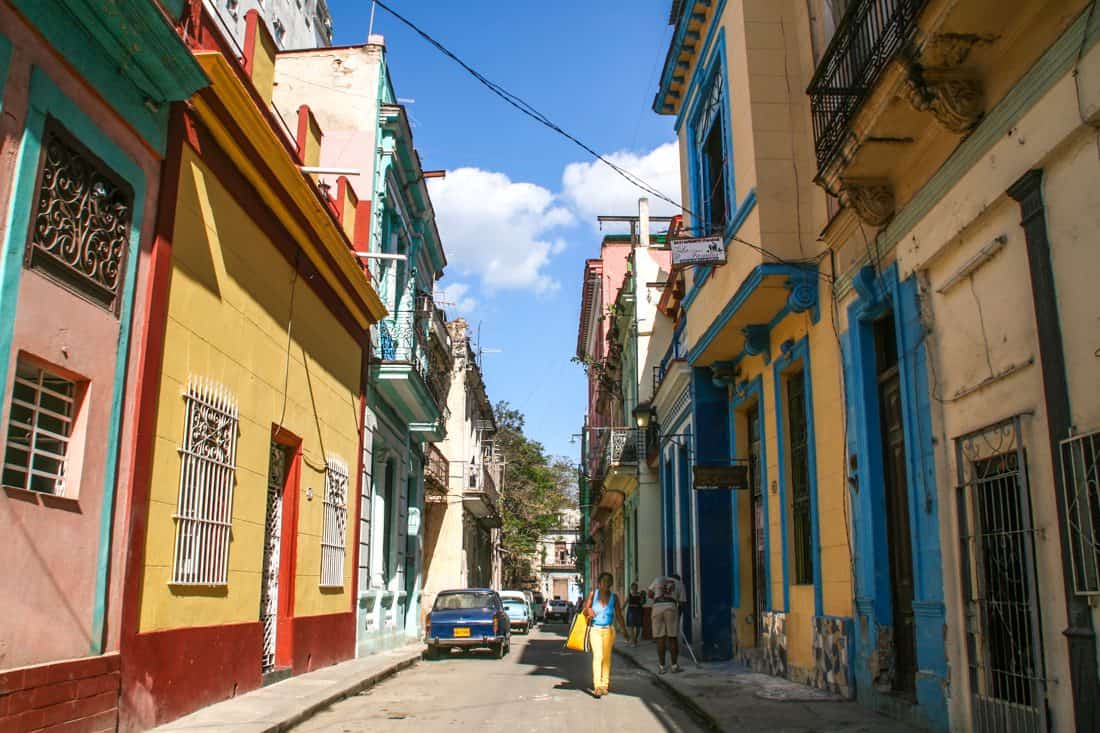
688, 49, 733, 239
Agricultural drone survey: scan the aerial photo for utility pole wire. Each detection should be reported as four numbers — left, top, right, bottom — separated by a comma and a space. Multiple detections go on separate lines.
371, 0, 684, 212
371, 1, 831, 278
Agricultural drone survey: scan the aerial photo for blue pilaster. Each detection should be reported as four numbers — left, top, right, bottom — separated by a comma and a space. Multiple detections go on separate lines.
691, 367, 733, 660
843, 264, 947, 731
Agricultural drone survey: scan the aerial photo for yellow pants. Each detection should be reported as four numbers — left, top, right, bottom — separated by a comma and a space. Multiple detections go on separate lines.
590, 626, 615, 691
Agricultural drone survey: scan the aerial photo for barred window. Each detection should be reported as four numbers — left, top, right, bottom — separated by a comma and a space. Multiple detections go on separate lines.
2, 359, 79, 495
25, 118, 133, 313
321, 457, 349, 587
172, 379, 239, 586
787, 371, 814, 585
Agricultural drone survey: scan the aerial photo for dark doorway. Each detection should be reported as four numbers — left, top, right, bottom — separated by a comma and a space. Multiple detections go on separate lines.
874, 313, 917, 696
747, 404, 766, 646
382, 458, 396, 583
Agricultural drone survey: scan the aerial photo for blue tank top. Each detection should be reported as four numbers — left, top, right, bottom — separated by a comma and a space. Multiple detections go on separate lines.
591, 591, 616, 627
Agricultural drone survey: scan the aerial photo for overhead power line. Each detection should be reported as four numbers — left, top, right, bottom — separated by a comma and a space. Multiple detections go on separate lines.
371, 0, 830, 278
372, 0, 683, 211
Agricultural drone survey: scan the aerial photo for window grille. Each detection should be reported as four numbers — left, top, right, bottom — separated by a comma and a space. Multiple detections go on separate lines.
25, 118, 133, 313
2, 359, 77, 495
787, 373, 814, 585
172, 379, 239, 586
1062, 428, 1100, 596
321, 457, 349, 587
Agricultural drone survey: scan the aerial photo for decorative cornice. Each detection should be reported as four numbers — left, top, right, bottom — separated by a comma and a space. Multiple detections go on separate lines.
904, 67, 984, 133
742, 324, 771, 365
839, 180, 895, 227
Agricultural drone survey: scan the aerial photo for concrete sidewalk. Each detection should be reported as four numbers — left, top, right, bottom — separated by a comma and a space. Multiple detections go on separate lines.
153, 644, 423, 733
613, 638, 923, 732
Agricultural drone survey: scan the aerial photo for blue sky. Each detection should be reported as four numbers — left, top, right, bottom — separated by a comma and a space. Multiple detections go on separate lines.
328, 0, 681, 461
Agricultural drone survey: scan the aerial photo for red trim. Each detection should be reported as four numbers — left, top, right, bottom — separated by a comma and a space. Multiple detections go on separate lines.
120, 107, 186, 647
335, 176, 350, 224
350, 336, 370, 616
241, 9, 261, 79
295, 105, 312, 164
120, 623, 263, 731
272, 428, 303, 670
182, 106, 368, 342
353, 200, 372, 254
291, 612, 356, 675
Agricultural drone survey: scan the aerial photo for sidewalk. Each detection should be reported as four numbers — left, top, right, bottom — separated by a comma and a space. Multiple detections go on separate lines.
153, 644, 423, 733
613, 639, 924, 733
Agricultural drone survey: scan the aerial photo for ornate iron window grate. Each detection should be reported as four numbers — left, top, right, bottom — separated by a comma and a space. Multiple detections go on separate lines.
261, 443, 288, 674
787, 373, 814, 586
955, 415, 1046, 733
2, 359, 78, 496
807, 0, 928, 171
321, 457, 349, 587
25, 117, 133, 313
172, 379, 239, 586
1061, 428, 1100, 596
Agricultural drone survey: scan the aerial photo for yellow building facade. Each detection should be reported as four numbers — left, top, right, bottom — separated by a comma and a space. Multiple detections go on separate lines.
120, 15, 386, 730
652, 0, 853, 686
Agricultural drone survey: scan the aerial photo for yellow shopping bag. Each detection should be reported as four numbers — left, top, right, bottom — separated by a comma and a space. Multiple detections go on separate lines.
565, 610, 590, 652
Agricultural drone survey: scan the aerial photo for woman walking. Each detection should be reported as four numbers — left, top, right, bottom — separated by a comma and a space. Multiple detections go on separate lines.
625, 582, 645, 646
583, 572, 627, 698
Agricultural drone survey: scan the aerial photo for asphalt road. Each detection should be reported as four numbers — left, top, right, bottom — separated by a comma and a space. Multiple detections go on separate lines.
292, 623, 707, 732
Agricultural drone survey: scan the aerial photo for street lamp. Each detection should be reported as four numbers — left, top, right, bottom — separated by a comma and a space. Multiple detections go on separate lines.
632, 403, 656, 429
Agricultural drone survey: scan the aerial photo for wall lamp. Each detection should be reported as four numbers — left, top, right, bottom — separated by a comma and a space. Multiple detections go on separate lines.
632, 402, 656, 429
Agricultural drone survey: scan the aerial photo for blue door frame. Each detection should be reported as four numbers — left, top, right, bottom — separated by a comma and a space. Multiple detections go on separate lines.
841, 264, 947, 730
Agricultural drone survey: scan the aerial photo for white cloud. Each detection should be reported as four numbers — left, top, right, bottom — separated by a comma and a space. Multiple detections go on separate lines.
435, 281, 477, 314
428, 168, 574, 294
560, 142, 682, 227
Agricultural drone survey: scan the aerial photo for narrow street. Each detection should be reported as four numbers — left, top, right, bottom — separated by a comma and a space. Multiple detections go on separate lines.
292, 623, 706, 732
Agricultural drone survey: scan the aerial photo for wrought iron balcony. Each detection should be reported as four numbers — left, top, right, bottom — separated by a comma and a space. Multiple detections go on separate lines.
606, 427, 640, 468
376, 312, 449, 414
808, 0, 927, 172
424, 443, 449, 500
653, 325, 687, 393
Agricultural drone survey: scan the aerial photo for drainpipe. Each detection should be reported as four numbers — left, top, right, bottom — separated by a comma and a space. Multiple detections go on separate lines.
1007, 169, 1099, 732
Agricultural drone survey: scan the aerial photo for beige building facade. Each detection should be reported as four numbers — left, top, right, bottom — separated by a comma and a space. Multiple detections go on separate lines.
650, 0, 1100, 730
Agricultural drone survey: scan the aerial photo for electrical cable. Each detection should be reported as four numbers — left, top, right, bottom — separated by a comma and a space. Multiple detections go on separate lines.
372, 1, 833, 278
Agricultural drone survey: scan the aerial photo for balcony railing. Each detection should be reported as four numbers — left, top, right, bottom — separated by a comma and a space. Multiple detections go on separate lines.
606, 427, 640, 468
808, 0, 927, 171
376, 311, 448, 413
425, 443, 449, 498
654, 324, 687, 393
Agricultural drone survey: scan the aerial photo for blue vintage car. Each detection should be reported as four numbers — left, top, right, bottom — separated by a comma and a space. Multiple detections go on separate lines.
425, 589, 511, 660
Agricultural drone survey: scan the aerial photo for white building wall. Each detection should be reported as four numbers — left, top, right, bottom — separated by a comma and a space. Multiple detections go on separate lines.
210, 0, 333, 52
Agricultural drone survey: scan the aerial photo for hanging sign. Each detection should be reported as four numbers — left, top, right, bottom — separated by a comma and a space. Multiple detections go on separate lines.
693, 464, 749, 491
671, 236, 726, 266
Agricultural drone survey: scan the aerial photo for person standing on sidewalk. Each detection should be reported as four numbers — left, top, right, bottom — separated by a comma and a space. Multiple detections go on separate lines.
583, 572, 626, 698
625, 583, 645, 646
647, 572, 685, 674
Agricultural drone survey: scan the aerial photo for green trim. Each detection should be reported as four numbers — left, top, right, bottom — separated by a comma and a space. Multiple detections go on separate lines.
11, 0, 207, 153
0, 68, 147, 655
835, 5, 1100, 297
0, 33, 12, 109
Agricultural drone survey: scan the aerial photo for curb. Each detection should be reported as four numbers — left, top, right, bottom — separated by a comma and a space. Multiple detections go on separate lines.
613, 647, 723, 733
269, 651, 420, 733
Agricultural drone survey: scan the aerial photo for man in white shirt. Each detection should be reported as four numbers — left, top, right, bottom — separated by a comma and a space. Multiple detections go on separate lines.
647, 573, 685, 673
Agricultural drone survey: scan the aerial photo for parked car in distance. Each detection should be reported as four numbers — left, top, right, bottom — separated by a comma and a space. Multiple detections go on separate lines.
501, 596, 531, 634
425, 589, 510, 660
545, 598, 571, 622
521, 589, 538, 624
532, 591, 546, 622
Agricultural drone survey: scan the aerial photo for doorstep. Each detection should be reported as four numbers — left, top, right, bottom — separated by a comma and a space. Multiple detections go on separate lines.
153, 643, 423, 733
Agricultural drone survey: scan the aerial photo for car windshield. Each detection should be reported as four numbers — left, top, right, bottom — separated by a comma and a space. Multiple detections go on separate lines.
433, 593, 494, 611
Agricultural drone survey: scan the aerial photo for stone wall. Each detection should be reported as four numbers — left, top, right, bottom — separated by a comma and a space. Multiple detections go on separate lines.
761, 611, 788, 677
811, 615, 854, 699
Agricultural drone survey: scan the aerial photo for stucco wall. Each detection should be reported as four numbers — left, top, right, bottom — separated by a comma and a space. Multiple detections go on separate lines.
139, 147, 360, 632
0, 2, 160, 668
